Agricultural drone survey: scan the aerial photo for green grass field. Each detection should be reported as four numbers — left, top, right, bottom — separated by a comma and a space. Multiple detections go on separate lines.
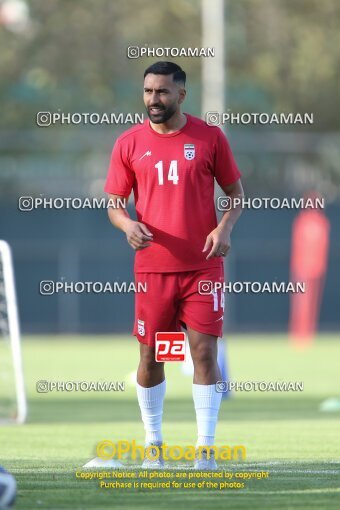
1, 334, 340, 509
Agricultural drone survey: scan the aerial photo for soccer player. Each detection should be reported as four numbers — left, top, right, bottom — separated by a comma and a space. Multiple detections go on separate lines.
105, 61, 244, 469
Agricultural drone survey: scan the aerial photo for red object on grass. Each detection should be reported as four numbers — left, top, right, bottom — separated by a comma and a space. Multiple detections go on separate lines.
289, 194, 330, 346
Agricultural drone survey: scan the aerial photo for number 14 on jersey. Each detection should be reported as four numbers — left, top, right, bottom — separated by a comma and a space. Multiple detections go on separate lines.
155, 160, 179, 185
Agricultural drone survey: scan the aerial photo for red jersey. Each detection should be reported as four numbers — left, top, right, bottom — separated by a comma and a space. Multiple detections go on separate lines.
104, 113, 241, 273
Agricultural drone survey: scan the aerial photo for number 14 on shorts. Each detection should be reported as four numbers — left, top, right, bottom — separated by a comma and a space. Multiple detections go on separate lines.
155, 332, 186, 362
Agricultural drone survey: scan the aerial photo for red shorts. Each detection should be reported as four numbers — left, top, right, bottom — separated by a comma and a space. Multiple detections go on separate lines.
133, 267, 225, 346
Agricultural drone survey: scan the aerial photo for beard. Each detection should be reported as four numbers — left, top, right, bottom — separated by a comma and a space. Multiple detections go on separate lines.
146, 103, 177, 124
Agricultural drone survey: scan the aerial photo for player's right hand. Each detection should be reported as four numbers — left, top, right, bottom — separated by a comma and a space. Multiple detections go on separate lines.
125, 221, 153, 250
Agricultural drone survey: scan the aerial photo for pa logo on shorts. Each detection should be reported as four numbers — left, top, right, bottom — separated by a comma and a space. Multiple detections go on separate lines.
184, 144, 195, 160
137, 319, 145, 337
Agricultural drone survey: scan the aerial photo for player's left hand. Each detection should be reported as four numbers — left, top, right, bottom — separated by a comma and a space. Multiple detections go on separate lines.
202, 226, 231, 259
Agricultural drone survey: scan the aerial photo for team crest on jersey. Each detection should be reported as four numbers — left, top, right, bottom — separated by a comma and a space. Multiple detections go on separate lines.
184, 144, 195, 160
137, 319, 145, 337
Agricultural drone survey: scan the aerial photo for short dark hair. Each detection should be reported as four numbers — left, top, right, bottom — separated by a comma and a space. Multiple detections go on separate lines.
144, 61, 186, 85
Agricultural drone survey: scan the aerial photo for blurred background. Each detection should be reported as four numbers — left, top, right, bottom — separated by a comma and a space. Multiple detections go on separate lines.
0, 3, 340, 508
0, 0, 339, 335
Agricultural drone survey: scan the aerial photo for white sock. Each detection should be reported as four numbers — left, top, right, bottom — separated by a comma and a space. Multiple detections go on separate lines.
136, 380, 166, 444
193, 383, 222, 447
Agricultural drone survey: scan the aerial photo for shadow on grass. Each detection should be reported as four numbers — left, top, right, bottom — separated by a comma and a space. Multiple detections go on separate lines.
26, 397, 340, 423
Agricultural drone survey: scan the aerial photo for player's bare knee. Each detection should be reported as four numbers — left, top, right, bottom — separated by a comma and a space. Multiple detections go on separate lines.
190, 343, 216, 367
139, 345, 161, 371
